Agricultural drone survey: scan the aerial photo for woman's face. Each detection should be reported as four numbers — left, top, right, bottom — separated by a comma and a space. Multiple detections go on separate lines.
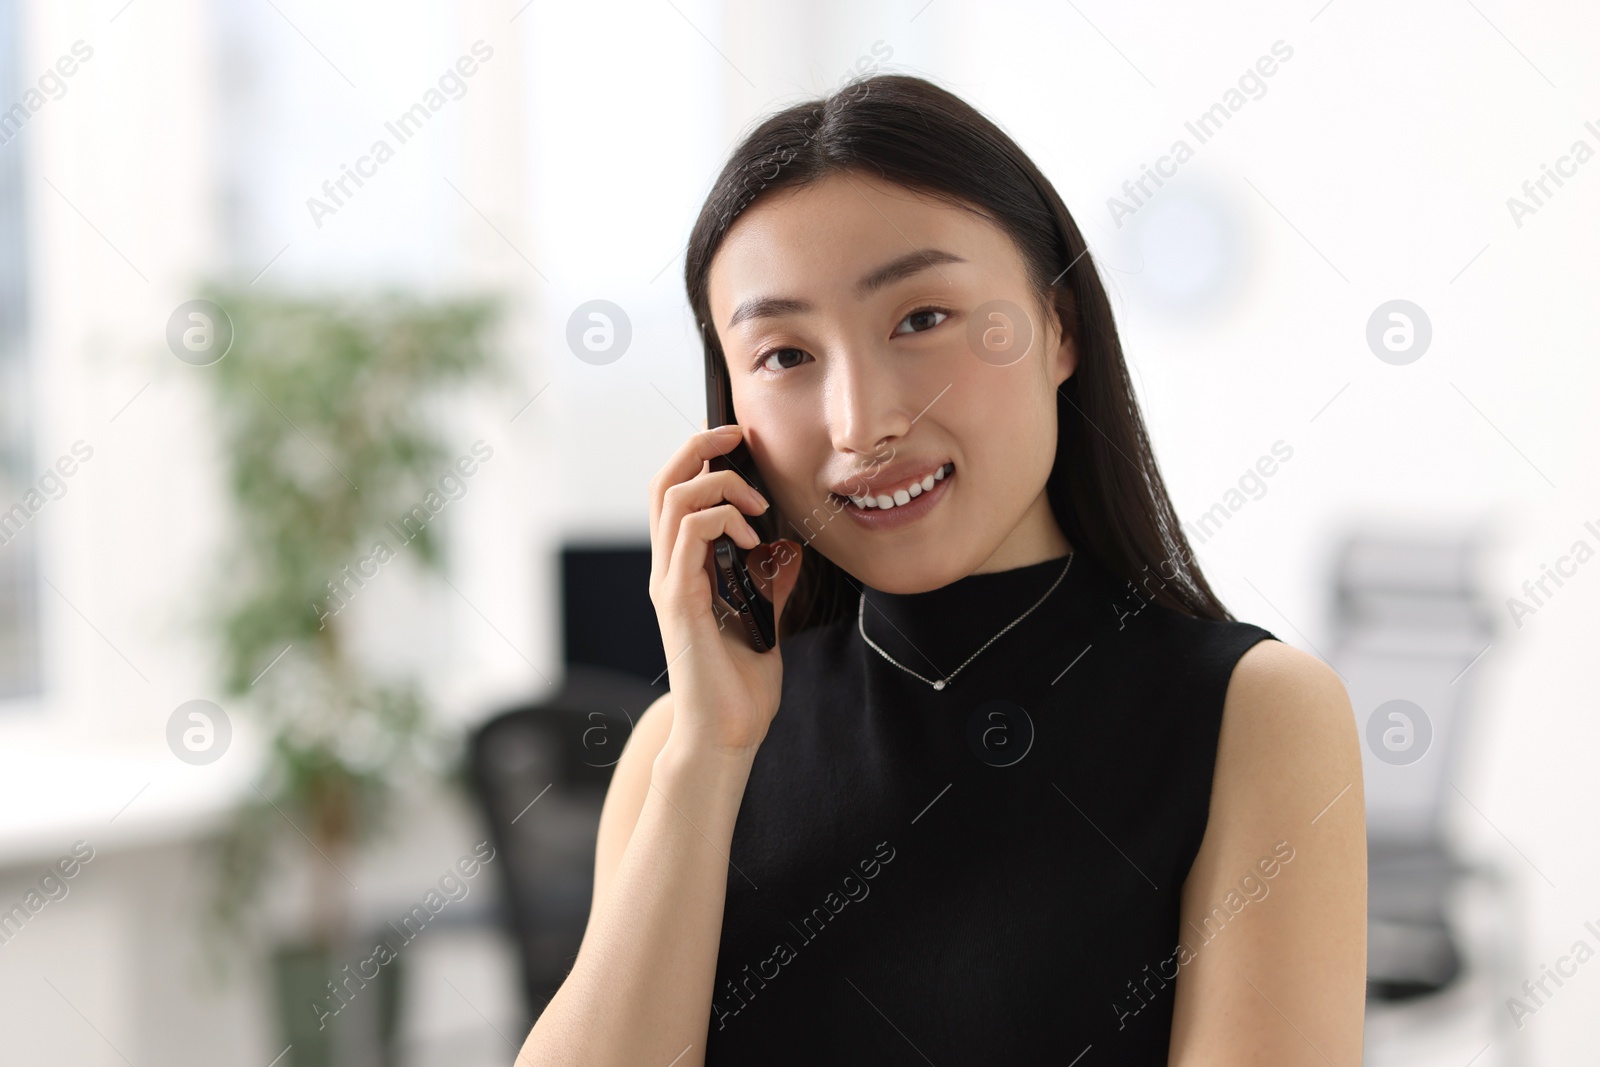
706, 170, 1076, 594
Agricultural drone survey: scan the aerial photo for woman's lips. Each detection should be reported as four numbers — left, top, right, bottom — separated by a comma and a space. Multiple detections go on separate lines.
830, 463, 954, 530
843, 461, 953, 509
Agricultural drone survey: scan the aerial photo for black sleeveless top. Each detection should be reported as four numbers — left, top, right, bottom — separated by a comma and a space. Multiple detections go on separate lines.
703, 547, 1278, 1065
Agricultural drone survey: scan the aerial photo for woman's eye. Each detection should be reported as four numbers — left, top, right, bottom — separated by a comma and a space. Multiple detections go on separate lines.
893, 307, 949, 336
758, 347, 811, 373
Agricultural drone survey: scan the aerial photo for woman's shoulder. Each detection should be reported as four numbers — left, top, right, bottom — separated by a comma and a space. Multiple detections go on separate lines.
1086, 564, 1293, 739
1159, 604, 1360, 836
1218, 638, 1357, 769
1115, 583, 1281, 686
1077, 550, 1272, 658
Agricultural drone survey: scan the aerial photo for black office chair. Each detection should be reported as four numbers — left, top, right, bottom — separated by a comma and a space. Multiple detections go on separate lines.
1331, 527, 1525, 1064
467, 544, 666, 1020
468, 664, 665, 1017
1331, 528, 1503, 997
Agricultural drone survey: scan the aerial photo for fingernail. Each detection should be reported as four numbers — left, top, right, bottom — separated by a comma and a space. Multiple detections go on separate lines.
713, 424, 740, 435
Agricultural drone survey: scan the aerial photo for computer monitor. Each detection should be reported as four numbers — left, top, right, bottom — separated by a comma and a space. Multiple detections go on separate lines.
560, 542, 666, 685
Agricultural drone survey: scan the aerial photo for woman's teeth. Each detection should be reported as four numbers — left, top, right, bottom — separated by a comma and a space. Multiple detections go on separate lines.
847, 462, 953, 510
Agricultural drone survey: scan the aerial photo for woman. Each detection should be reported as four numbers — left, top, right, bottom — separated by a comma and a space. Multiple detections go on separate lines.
519, 74, 1366, 1066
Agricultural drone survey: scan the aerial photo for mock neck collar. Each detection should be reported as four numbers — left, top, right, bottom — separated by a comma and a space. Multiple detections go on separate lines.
854, 550, 1094, 687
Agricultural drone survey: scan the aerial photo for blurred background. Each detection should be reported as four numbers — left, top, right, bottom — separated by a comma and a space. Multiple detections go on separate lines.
0, 0, 1595, 1064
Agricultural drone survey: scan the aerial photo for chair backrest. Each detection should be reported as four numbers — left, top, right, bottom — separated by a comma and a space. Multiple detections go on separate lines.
1328, 527, 1498, 846
467, 665, 666, 1016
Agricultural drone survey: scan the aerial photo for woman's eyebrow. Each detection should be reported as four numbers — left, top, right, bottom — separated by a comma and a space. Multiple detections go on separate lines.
726, 296, 809, 330
725, 248, 966, 330
853, 248, 965, 298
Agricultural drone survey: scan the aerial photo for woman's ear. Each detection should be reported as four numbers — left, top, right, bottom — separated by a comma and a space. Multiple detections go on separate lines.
1052, 329, 1077, 388
1043, 286, 1077, 387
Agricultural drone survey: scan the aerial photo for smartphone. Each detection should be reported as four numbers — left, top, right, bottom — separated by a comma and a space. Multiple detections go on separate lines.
703, 352, 779, 653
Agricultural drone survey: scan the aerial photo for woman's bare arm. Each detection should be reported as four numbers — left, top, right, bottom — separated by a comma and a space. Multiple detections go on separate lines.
589, 691, 677, 916
516, 422, 800, 1065
1168, 639, 1368, 1066
515, 690, 753, 1066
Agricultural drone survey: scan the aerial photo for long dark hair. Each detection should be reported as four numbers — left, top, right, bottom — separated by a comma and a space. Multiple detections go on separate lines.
685, 73, 1235, 636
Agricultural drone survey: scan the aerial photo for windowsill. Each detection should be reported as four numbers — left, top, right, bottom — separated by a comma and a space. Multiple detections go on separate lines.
0, 716, 260, 870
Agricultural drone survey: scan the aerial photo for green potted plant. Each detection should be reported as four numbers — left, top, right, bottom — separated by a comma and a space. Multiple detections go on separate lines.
199, 288, 501, 1067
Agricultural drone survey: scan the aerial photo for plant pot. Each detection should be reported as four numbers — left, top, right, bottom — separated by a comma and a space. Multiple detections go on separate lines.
273, 937, 403, 1067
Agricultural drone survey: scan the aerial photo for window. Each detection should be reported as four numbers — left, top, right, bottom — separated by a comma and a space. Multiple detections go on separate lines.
0, 0, 39, 698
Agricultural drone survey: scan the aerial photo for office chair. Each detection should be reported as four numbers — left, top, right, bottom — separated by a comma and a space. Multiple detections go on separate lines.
467, 544, 667, 1019
1330, 527, 1523, 1063
467, 664, 665, 1018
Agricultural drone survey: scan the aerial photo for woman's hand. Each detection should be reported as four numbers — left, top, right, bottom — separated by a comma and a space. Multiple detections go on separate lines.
648, 423, 803, 757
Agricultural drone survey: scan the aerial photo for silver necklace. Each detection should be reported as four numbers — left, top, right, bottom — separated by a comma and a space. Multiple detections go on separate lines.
857, 553, 1074, 691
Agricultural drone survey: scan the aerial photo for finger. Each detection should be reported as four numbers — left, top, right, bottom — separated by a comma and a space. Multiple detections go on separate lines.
653, 464, 765, 592
649, 425, 744, 577
657, 470, 770, 568
661, 504, 761, 624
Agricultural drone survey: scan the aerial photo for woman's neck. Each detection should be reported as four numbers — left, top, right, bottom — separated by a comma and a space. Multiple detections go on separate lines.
973, 489, 1072, 575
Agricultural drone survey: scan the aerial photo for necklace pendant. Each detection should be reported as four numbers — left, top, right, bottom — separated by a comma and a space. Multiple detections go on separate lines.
856, 554, 1073, 697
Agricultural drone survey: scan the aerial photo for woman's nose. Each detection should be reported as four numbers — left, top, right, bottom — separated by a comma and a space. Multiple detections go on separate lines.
826, 346, 913, 457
